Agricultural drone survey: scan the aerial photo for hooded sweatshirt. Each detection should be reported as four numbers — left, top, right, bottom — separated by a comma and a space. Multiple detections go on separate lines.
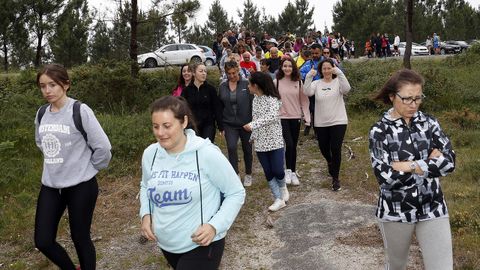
139, 129, 245, 253
35, 97, 112, 188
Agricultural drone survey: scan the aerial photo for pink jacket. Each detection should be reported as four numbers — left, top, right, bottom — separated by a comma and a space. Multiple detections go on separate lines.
172, 85, 184, 97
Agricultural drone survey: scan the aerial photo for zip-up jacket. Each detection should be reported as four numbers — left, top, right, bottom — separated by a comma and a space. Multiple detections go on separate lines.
182, 81, 223, 131
369, 109, 455, 223
218, 79, 253, 129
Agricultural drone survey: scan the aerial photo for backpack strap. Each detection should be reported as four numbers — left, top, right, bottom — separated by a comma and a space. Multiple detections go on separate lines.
37, 104, 49, 124
73, 101, 88, 144
37, 101, 91, 150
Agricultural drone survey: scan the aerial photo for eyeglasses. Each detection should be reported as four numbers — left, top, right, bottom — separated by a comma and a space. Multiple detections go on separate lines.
395, 93, 426, 105
323, 51, 330, 55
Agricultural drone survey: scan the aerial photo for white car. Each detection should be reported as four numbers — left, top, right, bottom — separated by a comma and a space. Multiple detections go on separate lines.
396, 42, 429, 56
138, 43, 206, 68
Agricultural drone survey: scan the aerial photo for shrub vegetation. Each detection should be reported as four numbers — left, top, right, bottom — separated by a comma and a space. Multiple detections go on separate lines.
1, 47, 479, 268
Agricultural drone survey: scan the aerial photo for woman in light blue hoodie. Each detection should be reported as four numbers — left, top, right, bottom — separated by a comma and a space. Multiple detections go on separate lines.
140, 96, 245, 269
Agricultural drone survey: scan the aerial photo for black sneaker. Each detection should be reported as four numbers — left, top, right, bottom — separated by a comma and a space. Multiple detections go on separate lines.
332, 178, 341, 191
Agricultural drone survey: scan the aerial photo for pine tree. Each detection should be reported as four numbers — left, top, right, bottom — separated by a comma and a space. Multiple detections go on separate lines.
111, 1, 131, 61
294, 0, 315, 35
278, 2, 299, 35
184, 23, 212, 46
261, 8, 281, 38
443, 0, 477, 40
0, 0, 17, 71
205, 0, 231, 35
49, 0, 91, 68
90, 19, 112, 63
24, 0, 63, 67
137, 8, 169, 53
237, 0, 261, 34
170, 2, 192, 44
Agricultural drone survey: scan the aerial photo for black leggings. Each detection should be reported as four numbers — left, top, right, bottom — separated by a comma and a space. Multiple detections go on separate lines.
314, 125, 347, 179
224, 125, 252, 174
162, 238, 225, 270
197, 123, 216, 143
281, 119, 301, 172
34, 177, 98, 270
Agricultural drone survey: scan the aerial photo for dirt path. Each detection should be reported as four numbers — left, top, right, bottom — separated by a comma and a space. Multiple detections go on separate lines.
3, 136, 423, 269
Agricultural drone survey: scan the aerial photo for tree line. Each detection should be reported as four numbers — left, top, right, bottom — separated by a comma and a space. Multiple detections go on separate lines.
333, 0, 480, 51
0, 0, 479, 72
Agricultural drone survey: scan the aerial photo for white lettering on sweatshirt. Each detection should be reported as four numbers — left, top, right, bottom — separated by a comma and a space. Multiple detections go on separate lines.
39, 124, 70, 134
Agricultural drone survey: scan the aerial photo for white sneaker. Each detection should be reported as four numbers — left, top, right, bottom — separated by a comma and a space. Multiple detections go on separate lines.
243, 174, 252, 187
268, 198, 286, 211
291, 172, 300, 186
285, 169, 292, 185
280, 186, 289, 202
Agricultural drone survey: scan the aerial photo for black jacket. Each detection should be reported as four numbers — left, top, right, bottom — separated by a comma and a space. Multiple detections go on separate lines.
182, 81, 223, 131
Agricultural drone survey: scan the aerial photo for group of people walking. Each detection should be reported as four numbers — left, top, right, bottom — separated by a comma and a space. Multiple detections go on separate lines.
33, 55, 455, 269
365, 32, 401, 58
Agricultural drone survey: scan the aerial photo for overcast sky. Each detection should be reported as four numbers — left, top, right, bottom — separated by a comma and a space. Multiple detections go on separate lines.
90, 0, 480, 31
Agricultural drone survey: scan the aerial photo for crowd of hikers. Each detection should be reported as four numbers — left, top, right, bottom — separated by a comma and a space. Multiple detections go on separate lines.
32, 27, 455, 270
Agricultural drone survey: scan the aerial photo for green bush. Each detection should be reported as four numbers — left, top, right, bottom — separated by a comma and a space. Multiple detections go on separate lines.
98, 112, 152, 177
1, 59, 479, 266
71, 62, 142, 113
70, 63, 221, 114
346, 56, 480, 114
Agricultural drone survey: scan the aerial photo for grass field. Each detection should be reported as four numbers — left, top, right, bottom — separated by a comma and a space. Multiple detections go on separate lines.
1, 51, 479, 268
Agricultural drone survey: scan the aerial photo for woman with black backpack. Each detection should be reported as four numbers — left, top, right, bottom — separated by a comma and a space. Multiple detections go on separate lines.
34, 63, 111, 270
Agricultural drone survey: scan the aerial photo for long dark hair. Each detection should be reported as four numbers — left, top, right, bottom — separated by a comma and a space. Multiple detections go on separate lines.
172, 64, 190, 93
249, 72, 281, 99
36, 63, 70, 91
150, 96, 197, 132
374, 69, 425, 105
276, 57, 300, 81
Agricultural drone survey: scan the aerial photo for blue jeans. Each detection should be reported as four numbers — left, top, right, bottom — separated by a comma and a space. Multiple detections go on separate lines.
256, 148, 285, 181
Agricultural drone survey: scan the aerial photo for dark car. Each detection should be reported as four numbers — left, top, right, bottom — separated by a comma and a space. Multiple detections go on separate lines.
420, 41, 461, 55
445, 40, 470, 52
439, 42, 461, 54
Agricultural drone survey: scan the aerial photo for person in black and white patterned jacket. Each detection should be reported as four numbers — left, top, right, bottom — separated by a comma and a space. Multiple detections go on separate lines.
369, 69, 455, 270
243, 72, 288, 212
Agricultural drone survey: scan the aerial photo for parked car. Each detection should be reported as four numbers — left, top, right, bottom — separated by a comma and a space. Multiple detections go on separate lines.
445, 40, 470, 52
467, 39, 479, 45
137, 43, 206, 68
420, 41, 461, 55
439, 42, 461, 54
393, 42, 429, 56
198, 45, 216, 66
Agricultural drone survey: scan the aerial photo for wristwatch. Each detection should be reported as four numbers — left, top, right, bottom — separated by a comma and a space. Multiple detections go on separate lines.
409, 161, 417, 173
